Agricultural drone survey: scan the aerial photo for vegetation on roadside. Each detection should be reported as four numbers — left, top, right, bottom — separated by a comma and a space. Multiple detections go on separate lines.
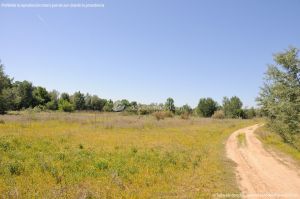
255, 126, 300, 162
237, 133, 247, 147
0, 112, 256, 198
257, 47, 300, 150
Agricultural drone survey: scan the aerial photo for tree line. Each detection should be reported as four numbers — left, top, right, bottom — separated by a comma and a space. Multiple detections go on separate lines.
0, 61, 258, 119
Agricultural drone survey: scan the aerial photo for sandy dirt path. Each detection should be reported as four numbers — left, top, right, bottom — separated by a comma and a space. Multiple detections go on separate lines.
226, 124, 300, 198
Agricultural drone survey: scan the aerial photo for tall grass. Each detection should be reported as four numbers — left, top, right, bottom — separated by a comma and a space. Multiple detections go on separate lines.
0, 112, 255, 198
255, 126, 300, 163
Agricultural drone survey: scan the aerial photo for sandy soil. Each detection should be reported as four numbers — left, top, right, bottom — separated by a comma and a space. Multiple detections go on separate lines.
226, 124, 300, 198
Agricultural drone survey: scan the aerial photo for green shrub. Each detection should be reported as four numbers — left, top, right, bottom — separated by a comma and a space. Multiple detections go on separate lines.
96, 159, 109, 170
46, 100, 58, 110
139, 108, 151, 115
58, 99, 74, 112
33, 105, 46, 112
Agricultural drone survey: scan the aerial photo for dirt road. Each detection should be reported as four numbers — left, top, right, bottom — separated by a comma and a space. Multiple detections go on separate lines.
226, 124, 300, 198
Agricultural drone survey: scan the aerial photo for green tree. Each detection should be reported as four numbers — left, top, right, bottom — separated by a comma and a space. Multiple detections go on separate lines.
196, 98, 218, 117
84, 93, 93, 110
222, 96, 243, 118
257, 47, 300, 148
181, 104, 193, 114
0, 62, 12, 114
130, 101, 137, 108
14, 81, 34, 109
0, 62, 12, 93
103, 99, 113, 112
72, 91, 85, 110
164, 98, 175, 113
1, 87, 18, 111
60, 93, 70, 102
91, 95, 107, 111
0, 95, 6, 114
46, 90, 59, 110
33, 86, 51, 107
244, 107, 256, 119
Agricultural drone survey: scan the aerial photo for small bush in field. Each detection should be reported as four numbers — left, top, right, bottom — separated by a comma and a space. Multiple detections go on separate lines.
212, 110, 225, 119
153, 111, 165, 120
163, 111, 174, 118
180, 112, 190, 120
153, 111, 174, 121
58, 99, 74, 112
139, 108, 151, 115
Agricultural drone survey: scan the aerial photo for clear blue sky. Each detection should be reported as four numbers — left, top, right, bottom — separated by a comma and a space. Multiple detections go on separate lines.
1, 0, 300, 108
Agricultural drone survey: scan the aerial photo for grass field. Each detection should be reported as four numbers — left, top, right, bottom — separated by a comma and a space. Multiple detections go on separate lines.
0, 112, 257, 198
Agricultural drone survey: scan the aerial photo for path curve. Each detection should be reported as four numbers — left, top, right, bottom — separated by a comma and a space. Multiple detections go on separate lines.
226, 124, 300, 198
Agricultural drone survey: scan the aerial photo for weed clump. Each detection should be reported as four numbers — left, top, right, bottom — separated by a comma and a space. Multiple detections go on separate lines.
9, 161, 24, 176
131, 147, 138, 154
180, 112, 190, 120
96, 159, 109, 170
0, 141, 11, 152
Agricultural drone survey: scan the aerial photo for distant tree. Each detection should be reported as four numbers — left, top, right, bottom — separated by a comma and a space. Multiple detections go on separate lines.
13, 81, 34, 109
121, 99, 130, 108
196, 98, 218, 117
257, 47, 300, 147
72, 91, 85, 110
0, 62, 12, 114
165, 98, 175, 113
46, 90, 59, 110
130, 101, 137, 108
182, 104, 192, 113
0, 95, 6, 114
222, 96, 244, 118
176, 104, 192, 115
60, 93, 70, 102
103, 99, 113, 112
91, 95, 106, 111
244, 107, 256, 119
84, 93, 93, 110
0, 62, 12, 93
1, 87, 18, 111
32, 86, 51, 107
